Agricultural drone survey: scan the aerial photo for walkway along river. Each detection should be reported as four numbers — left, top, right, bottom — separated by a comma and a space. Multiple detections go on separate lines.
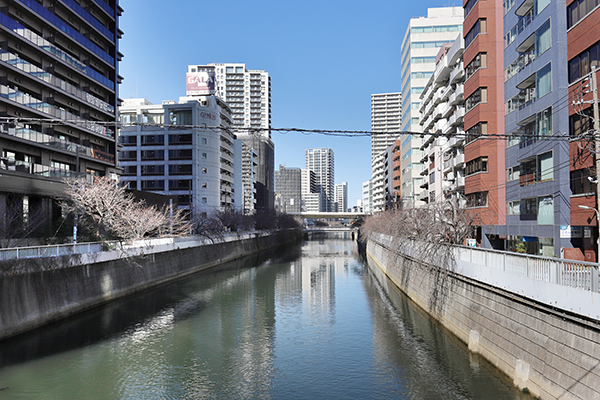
0, 232, 531, 399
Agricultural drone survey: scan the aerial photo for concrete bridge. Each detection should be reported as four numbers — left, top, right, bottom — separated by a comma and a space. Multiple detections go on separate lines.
286, 211, 367, 220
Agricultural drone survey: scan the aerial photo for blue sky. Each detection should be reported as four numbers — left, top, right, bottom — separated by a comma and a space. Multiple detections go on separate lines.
119, 0, 448, 205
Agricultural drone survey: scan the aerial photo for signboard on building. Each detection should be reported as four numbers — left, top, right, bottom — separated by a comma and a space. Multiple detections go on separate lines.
186, 69, 215, 95
560, 225, 583, 238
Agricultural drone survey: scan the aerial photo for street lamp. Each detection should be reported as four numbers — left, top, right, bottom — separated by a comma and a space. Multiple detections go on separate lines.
578, 205, 600, 262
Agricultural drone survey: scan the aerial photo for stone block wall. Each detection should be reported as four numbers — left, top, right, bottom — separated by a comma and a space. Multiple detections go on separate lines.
366, 236, 600, 400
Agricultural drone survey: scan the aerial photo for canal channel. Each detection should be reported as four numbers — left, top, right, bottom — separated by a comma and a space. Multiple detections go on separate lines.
0, 232, 531, 399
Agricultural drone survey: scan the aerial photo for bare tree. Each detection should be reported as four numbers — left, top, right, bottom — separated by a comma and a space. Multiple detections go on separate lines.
362, 199, 476, 314
60, 177, 191, 241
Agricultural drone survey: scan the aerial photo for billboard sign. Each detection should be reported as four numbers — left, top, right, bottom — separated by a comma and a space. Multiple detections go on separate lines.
186, 69, 215, 95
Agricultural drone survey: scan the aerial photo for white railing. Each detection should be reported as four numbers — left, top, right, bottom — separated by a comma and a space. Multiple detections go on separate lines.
0, 231, 275, 262
455, 244, 600, 292
375, 234, 600, 293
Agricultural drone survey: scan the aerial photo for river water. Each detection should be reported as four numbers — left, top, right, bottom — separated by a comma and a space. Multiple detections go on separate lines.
0, 233, 530, 399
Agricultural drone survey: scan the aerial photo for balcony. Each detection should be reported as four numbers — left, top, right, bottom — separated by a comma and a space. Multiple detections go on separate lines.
441, 102, 453, 119
0, 86, 114, 138
1, 50, 115, 114
450, 63, 464, 84
449, 85, 464, 106
454, 153, 465, 167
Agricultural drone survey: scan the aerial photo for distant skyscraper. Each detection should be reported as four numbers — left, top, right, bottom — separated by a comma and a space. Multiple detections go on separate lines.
334, 182, 348, 213
188, 63, 274, 211
371, 93, 402, 163
305, 148, 335, 212
275, 165, 302, 213
400, 7, 464, 208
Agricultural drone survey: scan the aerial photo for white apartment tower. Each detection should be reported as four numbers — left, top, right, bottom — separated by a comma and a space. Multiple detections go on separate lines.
334, 182, 348, 213
188, 63, 274, 211
399, 7, 463, 208
371, 92, 402, 163
305, 148, 335, 212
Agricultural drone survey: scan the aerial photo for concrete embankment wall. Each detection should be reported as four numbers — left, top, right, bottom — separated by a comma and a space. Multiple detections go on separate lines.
366, 236, 600, 400
0, 230, 301, 341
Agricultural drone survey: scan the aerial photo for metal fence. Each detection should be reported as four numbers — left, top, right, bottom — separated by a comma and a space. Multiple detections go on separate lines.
455, 245, 600, 292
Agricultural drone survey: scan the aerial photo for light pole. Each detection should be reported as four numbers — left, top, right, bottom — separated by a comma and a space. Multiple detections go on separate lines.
578, 205, 600, 262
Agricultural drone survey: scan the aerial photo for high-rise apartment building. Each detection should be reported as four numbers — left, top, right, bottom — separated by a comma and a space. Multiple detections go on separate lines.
567, 0, 600, 261
460, 0, 506, 248
0, 0, 121, 239
275, 165, 302, 213
305, 148, 334, 212
501, 0, 569, 256
301, 168, 319, 212
400, 7, 464, 208
118, 96, 236, 214
188, 63, 274, 212
371, 93, 402, 162
419, 36, 466, 205
334, 182, 348, 213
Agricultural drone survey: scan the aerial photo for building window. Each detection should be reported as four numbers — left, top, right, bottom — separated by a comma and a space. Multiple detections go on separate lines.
141, 150, 164, 160
202, 197, 207, 203
537, 196, 554, 225
570, 107, 593, 137
466, 157, 488, 176
141, 135, 165, 145
202, 138, 207, 144
568, 0, 600, 28
571, 169, 594, 195
168, 149, 193, 160
141, 165, 165, 175
466, 122, 488, 144
465, 0, 480, 16
202, 153, 207, 159
466, 87, 487, 111
507, 165, 521, 181
569, 41, 600, 83
202, 168, 207, 174
170, 110, 192, 125
519, 151, 553, 186
466, 191, 488, 208
465, 53, 487, 81
202, 182, 207, 188
507, 200, 520, 215
465, 19, 487, 48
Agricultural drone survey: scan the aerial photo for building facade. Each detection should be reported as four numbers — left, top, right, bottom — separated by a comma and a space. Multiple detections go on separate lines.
334, 182, 348, 213
305, 148, 335, 212
371, 92, 402, 162
566, 0, 600, 261
275, 165, 302, 213
502, 0, 569, 256
400, 7, 464, 208
0, 0, 121, 239
419, 36, 466, 205
118, 96, 235, 215
188, 63, 274, 211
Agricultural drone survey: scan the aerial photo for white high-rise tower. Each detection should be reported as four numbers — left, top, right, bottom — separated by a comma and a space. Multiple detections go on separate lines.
188, 63, 274, 211
399, 7, 463, 208
305, 148, 335, 212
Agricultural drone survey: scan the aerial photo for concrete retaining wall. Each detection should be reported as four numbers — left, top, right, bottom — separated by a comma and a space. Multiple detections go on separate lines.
366, 236, 600, 400
0, 230, 301, 341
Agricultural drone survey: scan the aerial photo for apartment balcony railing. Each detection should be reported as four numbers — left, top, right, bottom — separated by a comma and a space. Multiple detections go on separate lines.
0, 86, 114, 138
0, 12, 115, 89
1, 50, 115, 114
505, 8, 534, 48
505, 87, 536, 115
505, 49, 536, 81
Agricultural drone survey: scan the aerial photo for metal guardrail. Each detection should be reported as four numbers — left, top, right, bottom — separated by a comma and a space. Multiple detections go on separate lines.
0, 242, 103, 261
